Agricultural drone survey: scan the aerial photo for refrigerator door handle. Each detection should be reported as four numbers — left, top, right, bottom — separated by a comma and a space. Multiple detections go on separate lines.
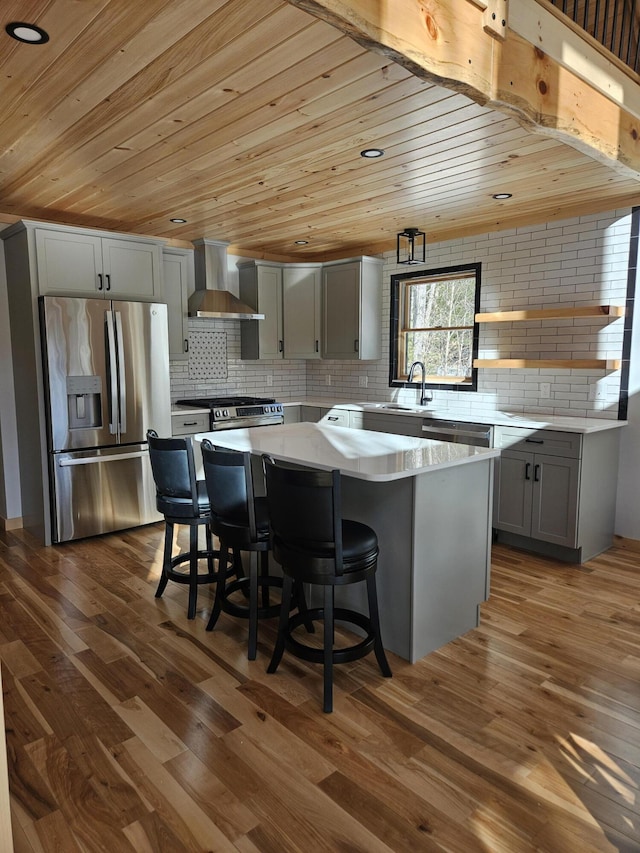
59, 450, 148, 467
105, 310, 119, 435
114, 311, 127, 435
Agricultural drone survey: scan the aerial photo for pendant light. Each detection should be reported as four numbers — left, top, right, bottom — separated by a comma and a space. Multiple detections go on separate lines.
396, 227, 425, 265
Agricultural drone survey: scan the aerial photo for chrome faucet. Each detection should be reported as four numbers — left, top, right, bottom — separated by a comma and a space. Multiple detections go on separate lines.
408, 360, 432, 406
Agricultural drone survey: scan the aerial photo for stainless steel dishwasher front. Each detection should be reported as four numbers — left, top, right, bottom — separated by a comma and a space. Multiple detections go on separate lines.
421, 419, 493, 447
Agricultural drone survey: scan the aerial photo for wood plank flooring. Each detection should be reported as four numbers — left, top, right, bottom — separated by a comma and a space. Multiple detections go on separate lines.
1, 524, 639, 852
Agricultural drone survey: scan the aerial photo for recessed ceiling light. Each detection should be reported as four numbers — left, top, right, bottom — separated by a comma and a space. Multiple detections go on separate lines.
294, 240, 308, 245
492, 193, 512, 199
5, 22, 49, 44
360, 148, 384, 158
170, 217, 187, 223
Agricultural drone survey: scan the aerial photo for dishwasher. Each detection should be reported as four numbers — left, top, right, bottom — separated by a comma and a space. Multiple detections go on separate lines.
421, 419, 493, 447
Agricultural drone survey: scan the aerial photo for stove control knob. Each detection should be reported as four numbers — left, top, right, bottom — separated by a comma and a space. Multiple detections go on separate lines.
214, 409, 221, 417
223, 409, 229, 417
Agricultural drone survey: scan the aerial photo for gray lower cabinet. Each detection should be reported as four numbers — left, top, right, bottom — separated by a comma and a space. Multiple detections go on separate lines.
493, 425, 620, 562
495, 450, 579, 547
283, 405, 301, 424
171, 411, 209, 437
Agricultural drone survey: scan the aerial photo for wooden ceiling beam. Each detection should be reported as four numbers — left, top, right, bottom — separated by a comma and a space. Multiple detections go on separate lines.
287, 0, 640, 180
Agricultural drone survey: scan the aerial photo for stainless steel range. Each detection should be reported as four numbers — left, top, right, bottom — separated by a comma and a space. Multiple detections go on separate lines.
176, 396, 284, 430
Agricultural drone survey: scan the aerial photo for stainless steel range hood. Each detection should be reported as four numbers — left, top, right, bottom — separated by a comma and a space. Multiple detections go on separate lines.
189, 238, 264, 320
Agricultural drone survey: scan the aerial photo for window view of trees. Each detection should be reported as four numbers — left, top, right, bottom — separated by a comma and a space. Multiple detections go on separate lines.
390, 263, 480, 390
405, 276, 476, 378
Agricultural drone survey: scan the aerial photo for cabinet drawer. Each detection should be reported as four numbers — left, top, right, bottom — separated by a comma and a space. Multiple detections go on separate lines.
320, 408, 350, 427
494, 427, 581, 458
171, 412, 209, 436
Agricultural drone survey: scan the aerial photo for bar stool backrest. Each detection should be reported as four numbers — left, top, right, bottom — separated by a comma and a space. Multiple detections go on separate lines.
147, 429, 199, 515
201, 440, 258, 540
263, 457, 344, 576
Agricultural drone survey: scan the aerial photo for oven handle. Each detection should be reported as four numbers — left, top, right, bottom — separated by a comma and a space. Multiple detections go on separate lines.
210, 416, 284, 430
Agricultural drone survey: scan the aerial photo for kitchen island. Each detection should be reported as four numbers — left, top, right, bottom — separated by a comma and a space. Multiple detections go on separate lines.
196, 423, 499, 663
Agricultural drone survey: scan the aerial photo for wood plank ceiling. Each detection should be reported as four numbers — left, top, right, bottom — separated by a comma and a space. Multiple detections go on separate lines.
1, 0, 639, 260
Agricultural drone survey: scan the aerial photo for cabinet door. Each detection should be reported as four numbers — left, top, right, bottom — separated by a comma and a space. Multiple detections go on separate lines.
102, 238, 161, 300
323, 263, 360, 359
240, 264, 283, 360
531, 453, 579, 547
257, 265, 283, 359
282, 265, 321, 359
35, 229, 103, 296
163, 251, 190, 360
494, 450, 533, 536
300, 406, 321, 423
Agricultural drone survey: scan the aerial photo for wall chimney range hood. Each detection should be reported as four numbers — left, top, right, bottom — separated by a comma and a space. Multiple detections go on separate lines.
188, 238, 264, 320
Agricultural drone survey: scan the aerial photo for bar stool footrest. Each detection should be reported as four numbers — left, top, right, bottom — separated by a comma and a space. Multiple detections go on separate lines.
161, 549, 221, 587
221, 575, 283, 620
285, 607, 375, 665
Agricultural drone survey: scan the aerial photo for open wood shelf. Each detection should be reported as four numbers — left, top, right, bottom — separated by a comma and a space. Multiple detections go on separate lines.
473, 358, 621, 370
475, 305, 625, 323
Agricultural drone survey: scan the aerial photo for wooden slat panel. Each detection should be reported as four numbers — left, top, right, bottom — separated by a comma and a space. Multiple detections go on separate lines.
0, 0, 638, 258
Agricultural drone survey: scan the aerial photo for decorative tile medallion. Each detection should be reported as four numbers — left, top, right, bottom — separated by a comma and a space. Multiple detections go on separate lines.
188, 330, 227, 380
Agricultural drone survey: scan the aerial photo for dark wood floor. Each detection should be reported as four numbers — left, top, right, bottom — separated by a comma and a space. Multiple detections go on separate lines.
1, 523, 639, 852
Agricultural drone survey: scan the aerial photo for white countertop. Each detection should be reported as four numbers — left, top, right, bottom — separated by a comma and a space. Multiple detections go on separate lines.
285, 399, 626, 434
195, 423, 499, 482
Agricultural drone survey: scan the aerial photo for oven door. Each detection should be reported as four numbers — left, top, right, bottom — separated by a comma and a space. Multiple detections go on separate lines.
421, 420, 493, 447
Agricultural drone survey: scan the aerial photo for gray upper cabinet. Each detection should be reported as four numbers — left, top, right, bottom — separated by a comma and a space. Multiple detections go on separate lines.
239, 261, 283, 360
35, 225, 163, 300
322, 257, 383, 360
163, 247, 193, 360
282, 264, 322, 359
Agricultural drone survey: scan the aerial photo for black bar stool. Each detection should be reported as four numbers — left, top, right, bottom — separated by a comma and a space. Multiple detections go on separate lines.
201, 440, 285, 660
263, 457, 392, 712
147, 430, 220, 619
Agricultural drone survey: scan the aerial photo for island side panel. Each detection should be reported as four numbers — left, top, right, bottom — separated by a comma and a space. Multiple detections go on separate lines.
340, 476, 415, 661
411, 458, 493, 662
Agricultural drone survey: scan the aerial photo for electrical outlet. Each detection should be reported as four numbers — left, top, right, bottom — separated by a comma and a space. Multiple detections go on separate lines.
266, 374, 273, 387
588, 382, 606, 402
540, 382, 550, 399
358, 375, 368, 388
325, 374, 331, 386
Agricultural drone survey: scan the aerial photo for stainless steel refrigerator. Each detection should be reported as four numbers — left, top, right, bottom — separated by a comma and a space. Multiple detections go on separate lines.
39, 295, 171, 543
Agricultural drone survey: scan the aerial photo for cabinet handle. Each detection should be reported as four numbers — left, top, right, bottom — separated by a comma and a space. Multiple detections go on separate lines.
315, 340, 319, 353
183, 421, 198, 427
184, 339, 189, 353
279, 340, 284, 353
525, 438, 544, 444
328, 416, 339, 421
354, 339, 359, 352
534, 464, 540, 482
105, 274, 111, 291
97, 273, 103, 291
525, 462, 531, 480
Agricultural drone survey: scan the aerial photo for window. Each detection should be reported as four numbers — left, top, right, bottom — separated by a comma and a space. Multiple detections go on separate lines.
389, 263, 480, 391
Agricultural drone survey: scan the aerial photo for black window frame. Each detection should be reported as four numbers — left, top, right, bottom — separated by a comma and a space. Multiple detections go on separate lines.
389, 262, 481, 393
